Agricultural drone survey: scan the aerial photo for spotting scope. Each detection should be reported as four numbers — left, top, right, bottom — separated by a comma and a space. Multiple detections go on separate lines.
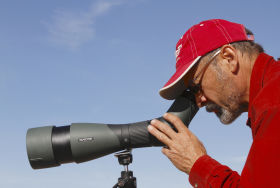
26, 91, 198, 169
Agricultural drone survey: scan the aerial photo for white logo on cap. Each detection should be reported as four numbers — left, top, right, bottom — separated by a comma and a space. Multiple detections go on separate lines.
175, 44, 182, 61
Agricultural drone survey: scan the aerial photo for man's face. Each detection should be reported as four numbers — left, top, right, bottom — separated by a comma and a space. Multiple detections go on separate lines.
203, 64, 246, 124
184, 48, 247, 124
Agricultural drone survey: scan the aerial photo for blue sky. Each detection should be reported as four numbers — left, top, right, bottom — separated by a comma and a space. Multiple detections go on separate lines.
0, 0, 279, 187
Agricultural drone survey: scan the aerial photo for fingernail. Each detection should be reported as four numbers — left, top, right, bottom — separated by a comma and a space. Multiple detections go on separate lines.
148, 125, 153, 130
163, 113, 168, 117
151, 119, 156, 124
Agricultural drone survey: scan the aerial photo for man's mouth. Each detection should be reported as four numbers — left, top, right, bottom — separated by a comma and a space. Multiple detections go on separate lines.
212, 109, 219, 113
206, 102, 218, 112
206, 102, 223, 117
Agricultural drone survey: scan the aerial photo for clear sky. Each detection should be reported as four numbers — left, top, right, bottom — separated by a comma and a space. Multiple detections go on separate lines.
0, 0, 279, 187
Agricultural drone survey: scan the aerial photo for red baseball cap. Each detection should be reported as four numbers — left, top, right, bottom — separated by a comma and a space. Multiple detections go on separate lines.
159, 19, 254, 100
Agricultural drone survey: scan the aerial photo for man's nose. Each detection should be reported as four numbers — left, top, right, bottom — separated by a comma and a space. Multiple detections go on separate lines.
195, 94, 207, 108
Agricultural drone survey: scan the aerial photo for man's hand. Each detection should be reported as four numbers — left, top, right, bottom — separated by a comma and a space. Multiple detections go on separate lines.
148, 113, 207, 174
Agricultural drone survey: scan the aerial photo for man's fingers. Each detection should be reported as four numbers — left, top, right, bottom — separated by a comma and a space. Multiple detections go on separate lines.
163, 113, 189, 133
148, 125, 173, 146
161, 147, 170, 156
150, 119, 177, 139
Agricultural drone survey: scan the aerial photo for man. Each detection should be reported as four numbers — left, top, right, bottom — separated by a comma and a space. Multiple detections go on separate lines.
148, 19, 280, 187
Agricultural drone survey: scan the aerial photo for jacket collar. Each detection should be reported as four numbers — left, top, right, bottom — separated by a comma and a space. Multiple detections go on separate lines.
247, 53, 274, 127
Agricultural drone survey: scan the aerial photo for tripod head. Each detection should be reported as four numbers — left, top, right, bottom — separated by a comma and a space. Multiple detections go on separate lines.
115, 150, 133, 171
113, 150, 136, 188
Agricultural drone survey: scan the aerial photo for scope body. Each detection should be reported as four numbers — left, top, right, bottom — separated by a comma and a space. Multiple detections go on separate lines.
26, 92, 199, 169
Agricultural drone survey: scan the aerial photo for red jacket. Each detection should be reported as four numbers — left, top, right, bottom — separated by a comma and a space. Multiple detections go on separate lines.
189, 53, 280, 188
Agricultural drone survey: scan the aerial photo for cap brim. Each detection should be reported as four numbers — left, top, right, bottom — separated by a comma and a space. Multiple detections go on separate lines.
159, 56, 201, 100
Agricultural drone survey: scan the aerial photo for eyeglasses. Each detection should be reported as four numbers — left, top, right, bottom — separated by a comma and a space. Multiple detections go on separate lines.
187, 50, 221, 95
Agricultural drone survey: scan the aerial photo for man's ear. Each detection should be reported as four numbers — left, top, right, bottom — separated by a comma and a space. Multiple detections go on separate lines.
220, 44, 239, 74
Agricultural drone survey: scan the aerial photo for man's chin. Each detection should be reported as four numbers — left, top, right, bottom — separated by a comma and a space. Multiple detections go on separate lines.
216, 109, 242, 125
219, 116, 236, 125
206, 103, 241, 125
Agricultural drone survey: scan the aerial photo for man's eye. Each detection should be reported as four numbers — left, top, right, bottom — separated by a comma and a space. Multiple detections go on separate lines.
188, 84, 200, 94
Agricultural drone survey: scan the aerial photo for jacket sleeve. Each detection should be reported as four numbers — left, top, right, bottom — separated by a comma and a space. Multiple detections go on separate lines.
189, 106, 280, 188
189, 155, 241, 188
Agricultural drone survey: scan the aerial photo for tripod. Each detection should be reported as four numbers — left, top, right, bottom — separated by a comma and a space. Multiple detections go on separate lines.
113, 150, 137, 188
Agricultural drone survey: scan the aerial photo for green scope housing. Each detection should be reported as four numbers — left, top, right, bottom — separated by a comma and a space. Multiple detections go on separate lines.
26, 92, 198, 169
